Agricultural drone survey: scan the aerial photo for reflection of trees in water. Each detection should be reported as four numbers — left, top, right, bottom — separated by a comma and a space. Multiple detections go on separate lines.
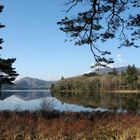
55, 92, 140, 111
122, 94, 139, 111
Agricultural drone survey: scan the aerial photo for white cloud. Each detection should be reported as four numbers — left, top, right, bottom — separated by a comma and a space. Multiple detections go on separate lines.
116, 54, 128, 65
116, 54, 123, 62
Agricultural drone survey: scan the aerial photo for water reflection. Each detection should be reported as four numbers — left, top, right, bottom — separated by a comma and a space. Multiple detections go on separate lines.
54, 91, 140, 111
1, 90, 139, 112
0, 90, 51, 100
0, 90, 51, 110
0, 91, 15, 100
14, 90, 51, 100
0, 90, 98, 112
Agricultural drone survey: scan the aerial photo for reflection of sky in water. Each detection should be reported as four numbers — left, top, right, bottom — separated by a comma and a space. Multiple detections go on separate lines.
1, 90, 132, 113
0, 91, 108, 112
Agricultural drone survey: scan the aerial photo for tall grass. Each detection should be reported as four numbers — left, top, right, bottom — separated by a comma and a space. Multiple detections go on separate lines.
0, 111, 140, 139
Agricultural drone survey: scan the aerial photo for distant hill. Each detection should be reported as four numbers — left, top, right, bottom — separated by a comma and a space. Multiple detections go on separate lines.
2, 77, 56, 90
95, 66, 128, 75
85, 66, 140, 75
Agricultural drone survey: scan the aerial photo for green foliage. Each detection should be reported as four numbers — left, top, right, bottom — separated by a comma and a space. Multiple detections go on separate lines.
125, 65, 138, 83
52, 76, 102, 95
0, 5, 18, 90
126, 96, 139, 111
61, 76, 64, 80
122, 65, 138, 89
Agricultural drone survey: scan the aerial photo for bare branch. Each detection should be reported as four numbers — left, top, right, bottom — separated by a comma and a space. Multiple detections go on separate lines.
63, 0, 82, 13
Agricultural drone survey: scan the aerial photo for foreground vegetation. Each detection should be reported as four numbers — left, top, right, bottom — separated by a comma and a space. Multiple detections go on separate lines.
0, 111, 140, 140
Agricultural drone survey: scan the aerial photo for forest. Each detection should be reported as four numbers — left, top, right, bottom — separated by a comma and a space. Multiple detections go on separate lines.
52, 65, 140, 94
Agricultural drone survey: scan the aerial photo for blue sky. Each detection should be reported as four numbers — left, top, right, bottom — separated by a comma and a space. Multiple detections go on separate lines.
0, 0, 140, 81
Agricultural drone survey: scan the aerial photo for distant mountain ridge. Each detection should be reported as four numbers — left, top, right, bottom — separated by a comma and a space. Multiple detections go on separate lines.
95, 66, 128, 75
85, 66, 140, 75
2, 77, 56, 90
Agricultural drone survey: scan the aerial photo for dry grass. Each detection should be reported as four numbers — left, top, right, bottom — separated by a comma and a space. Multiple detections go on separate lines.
0, 111, 140, 140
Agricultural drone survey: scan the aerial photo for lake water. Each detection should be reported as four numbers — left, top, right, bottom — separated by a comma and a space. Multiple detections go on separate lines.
54, 91, 140, 112
0, 90, 107, 112
0, 90, 140, 112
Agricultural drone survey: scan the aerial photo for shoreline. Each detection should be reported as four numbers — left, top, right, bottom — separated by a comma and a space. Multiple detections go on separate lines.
105, 90, 140, 93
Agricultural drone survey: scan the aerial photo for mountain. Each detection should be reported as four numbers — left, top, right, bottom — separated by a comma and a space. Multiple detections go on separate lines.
84, 66, 140, 75
2, 77, 56, 90
95, 66, 128, 75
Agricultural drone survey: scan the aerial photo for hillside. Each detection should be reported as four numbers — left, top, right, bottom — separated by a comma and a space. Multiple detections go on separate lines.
2, 77, 55, 90
95, 66, 127, 75
52, 66, 140, 95
84, 66, 140, 76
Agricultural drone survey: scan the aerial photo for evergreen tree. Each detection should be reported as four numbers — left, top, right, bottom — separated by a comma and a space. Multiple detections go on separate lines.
0, 4, 18, 93
61, 76, 64, 80
58, 0, 140, 67
124, 65, 138, 89
112, 68, 118, 75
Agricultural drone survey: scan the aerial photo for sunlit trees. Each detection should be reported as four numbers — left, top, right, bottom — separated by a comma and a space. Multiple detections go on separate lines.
52, 65, 140, 95
58, 0, 140, 66
123, 65, 138, 89
0, 4, 18, 93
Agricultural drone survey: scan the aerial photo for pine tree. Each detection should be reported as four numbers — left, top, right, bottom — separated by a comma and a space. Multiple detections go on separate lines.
0, 4, 18, 94
58, 0, 140, 67
124, 65, 138, 89
112, 68, 118, 76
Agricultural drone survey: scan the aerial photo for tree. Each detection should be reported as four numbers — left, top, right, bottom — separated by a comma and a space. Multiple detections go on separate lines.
58, 0, 140, 67
121, 65, 138, 89
0, 4, 18, 93
125, 65, 138, 85
112, 67, 118, 75
61, 76, 65, 80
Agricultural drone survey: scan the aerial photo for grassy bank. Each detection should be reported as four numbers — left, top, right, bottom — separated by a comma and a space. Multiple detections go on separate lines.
0, 111, 140, 140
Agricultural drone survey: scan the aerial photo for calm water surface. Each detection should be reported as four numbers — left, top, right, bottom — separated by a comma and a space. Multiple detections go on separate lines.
1, 90, 139, 112
0, 90, 105, 112
54, 91, 140, 112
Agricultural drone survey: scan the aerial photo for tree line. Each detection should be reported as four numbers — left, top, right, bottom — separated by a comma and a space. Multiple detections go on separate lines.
52, 65, 140, 95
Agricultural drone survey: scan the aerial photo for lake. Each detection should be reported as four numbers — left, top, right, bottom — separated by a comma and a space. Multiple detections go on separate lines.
0, 90, 106, 112
0, 90, 140, 112
54, 91, 140, 112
